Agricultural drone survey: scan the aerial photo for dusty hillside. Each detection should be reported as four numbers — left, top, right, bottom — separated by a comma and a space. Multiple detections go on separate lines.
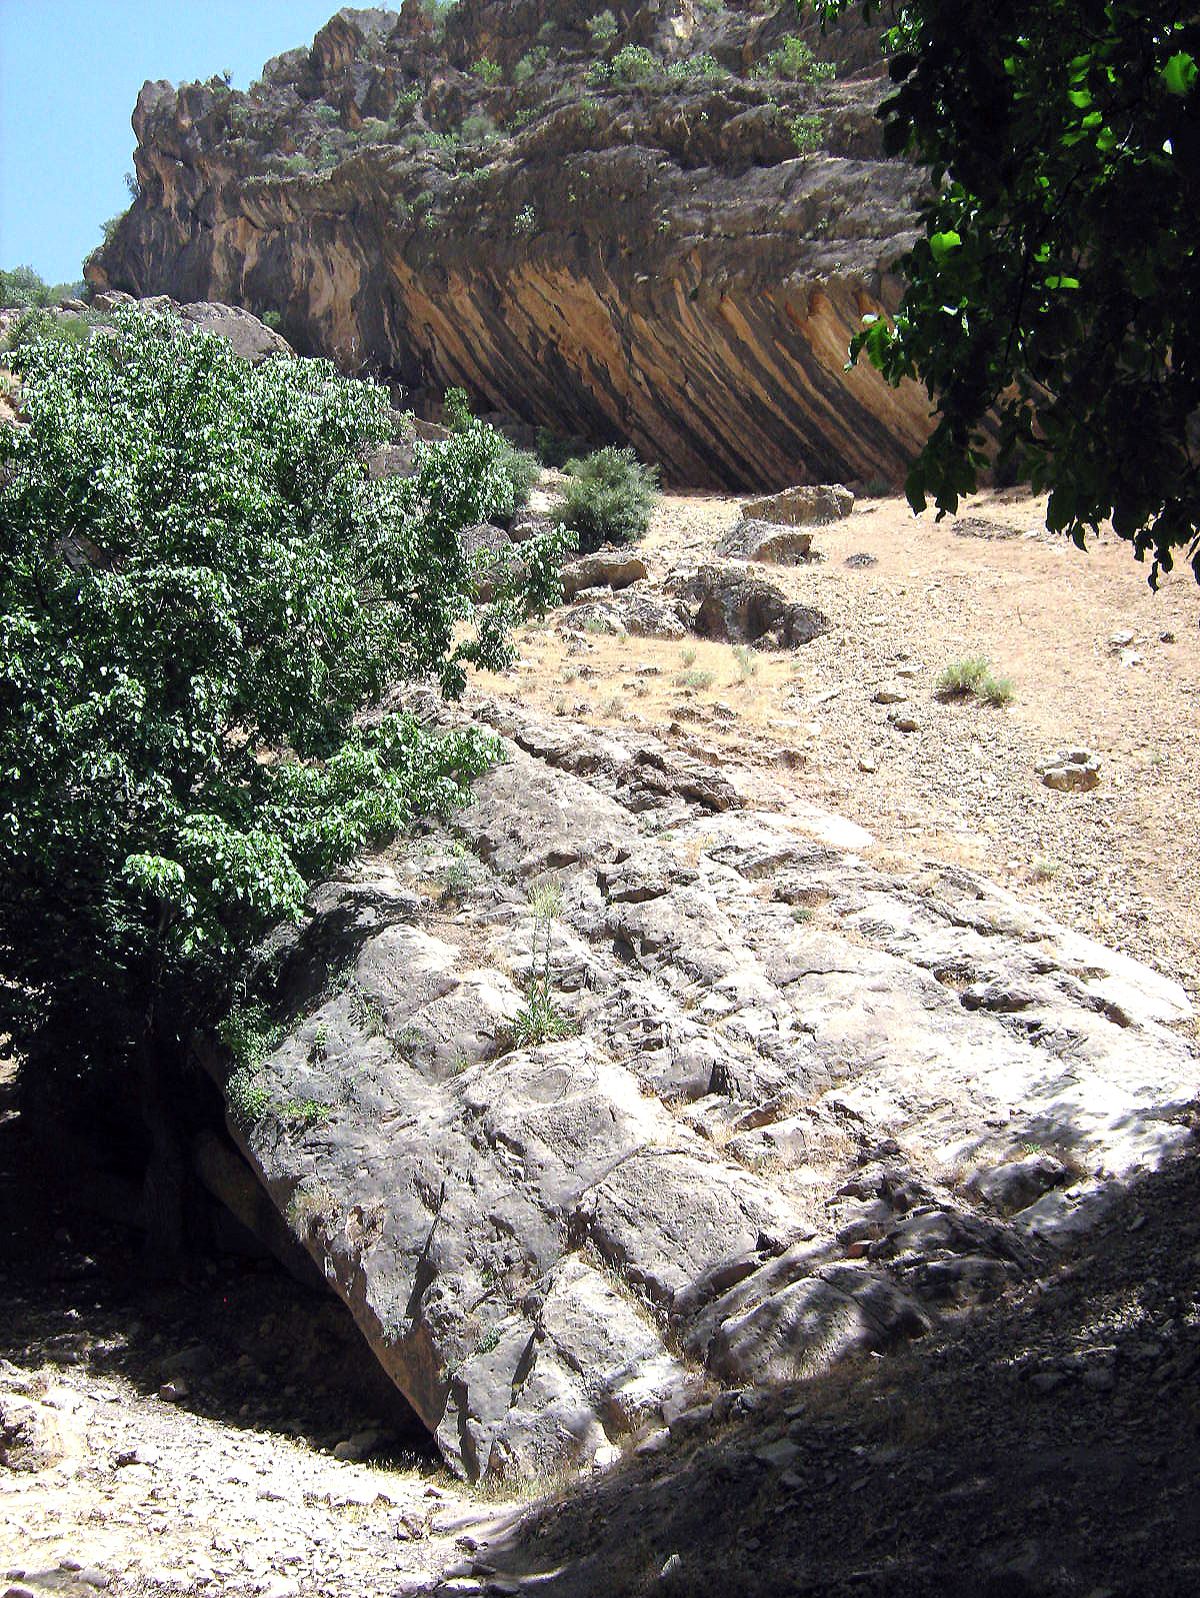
482, 488, 1200, 1018
86, 0, 929, 488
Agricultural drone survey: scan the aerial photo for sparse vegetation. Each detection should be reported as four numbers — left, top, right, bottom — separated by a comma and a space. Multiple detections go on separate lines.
587, 9, 619, 46
789, 113, 826, 154
935, 656, 1014, 706
759, 35, 836, 84
472, 56, 503, 86
561, 445, 659, 553
512, 203, 538, 236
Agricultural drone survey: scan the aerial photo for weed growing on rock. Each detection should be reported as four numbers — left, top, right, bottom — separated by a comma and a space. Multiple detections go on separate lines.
504, 881, 576, 1050
512, 204, 538, 236
789, 113, 826, 155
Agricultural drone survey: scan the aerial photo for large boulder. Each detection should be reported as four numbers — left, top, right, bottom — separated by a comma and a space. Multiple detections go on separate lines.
676, 564, 829, 648
561, 549, 649, 601
717, 517, 818, 564
215, 695, 1196, 1483
739, 484, 855, 526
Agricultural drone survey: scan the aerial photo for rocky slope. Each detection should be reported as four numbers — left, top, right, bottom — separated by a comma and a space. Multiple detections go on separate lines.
215, 677, 1195, 1484
86, 0, 931, 488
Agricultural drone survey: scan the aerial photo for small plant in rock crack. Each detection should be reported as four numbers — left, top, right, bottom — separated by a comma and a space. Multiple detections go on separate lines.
504, 880, 576, 1049
439, 840, 476, 903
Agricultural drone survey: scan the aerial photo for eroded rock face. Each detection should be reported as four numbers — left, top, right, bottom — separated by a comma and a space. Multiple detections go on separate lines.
87, 2, 931, 489
220, 693, 1195, 1482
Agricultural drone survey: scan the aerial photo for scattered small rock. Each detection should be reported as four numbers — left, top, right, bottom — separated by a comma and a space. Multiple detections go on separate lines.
873, 684, 908, 705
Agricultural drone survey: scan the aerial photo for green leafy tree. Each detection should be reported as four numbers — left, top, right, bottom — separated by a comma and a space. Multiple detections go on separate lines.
0, 312, 568, 1260
823, 0, 1200, 584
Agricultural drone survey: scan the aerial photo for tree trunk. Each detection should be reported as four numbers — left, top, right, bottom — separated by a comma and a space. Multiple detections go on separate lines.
137, 1016, 188, 1277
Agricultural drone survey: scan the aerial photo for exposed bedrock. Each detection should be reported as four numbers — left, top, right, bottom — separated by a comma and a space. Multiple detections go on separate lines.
88, 1, 932, 488
213, 692, 1196, 1483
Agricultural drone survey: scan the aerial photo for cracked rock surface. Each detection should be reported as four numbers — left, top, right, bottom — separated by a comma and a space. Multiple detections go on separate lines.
221, 694, 1196, 1482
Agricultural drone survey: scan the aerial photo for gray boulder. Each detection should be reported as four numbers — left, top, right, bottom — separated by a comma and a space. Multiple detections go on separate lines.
215, 695, 1195, 1483
716, 518, 817, 565
740, 484, 854, 526
675, 564, 829, 648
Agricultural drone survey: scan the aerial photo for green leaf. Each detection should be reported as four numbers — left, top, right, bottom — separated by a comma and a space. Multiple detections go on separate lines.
1162, 52, 1197, 96
929, 229, 962, 261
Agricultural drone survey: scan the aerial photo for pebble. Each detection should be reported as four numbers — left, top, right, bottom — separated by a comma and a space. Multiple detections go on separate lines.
5, 1585, 37, 1598
890, 713, 920, 732
873, 684, 908, 704
660, 1554, 683, 1580
858, 755, 878, 773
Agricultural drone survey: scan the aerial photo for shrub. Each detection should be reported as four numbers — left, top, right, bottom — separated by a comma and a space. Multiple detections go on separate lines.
665, 53, 727, 85
935, 656, 1014, 705
461, 112, 497, 144
473, 56, 503, 85
512, 203, 538, 236
444, 384, 473, 430
561, 446, 659, 552
610, 44, 660, 84
0, 311, 571, 1260
496, 439, 541, 509
1, 308, 95, 356
513, 45, 549, 83
1, 267, 64, 309
789, 113, 825, 155
761, 35, 836, 84
587, 9, 618, 45
314, 103, 340, 125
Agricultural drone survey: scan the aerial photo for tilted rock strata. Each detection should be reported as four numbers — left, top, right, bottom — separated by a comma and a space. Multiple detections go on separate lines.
221, 694, 1195, 1482
88, 1, 931, 489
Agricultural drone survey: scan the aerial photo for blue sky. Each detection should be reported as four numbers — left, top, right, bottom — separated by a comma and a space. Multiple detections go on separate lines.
1, 1, 392, 285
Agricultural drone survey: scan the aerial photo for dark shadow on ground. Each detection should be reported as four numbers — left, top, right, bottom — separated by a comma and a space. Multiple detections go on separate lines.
481, 1141, 1200, 1598
0, 1058, 434, 1465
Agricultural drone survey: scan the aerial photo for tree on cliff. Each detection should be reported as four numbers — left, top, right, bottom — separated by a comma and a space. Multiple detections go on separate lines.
0, 311, 568, 1263
825, 0, 1200, 585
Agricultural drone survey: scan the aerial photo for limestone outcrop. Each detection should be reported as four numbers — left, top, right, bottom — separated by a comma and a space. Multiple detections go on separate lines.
217, 690, 1196, 1482
87, 1, 932, 489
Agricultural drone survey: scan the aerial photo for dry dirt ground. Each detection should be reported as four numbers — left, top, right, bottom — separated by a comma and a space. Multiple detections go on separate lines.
483, 489, 1200, 1026
3, 489, 1199, 1596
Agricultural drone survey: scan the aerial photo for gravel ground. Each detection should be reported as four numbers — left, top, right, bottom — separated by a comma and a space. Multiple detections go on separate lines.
486, 488, 1200, 1026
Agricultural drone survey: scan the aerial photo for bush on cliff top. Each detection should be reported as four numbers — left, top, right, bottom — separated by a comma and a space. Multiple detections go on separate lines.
0, 311, 569, 1259
562, 445, 659, 552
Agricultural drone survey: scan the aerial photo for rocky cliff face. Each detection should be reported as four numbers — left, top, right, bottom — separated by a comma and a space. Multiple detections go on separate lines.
88, 0, 931, 488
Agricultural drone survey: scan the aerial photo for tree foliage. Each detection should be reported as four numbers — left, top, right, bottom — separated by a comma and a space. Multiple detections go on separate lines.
0, 312, 568, 1105
824, 0, 1200, 584
561, 446, 659, 553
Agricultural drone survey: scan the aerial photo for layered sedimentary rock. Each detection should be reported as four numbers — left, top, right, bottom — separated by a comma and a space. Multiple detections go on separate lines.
88, 0, 932, 488
217, 689, 1196, 1482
